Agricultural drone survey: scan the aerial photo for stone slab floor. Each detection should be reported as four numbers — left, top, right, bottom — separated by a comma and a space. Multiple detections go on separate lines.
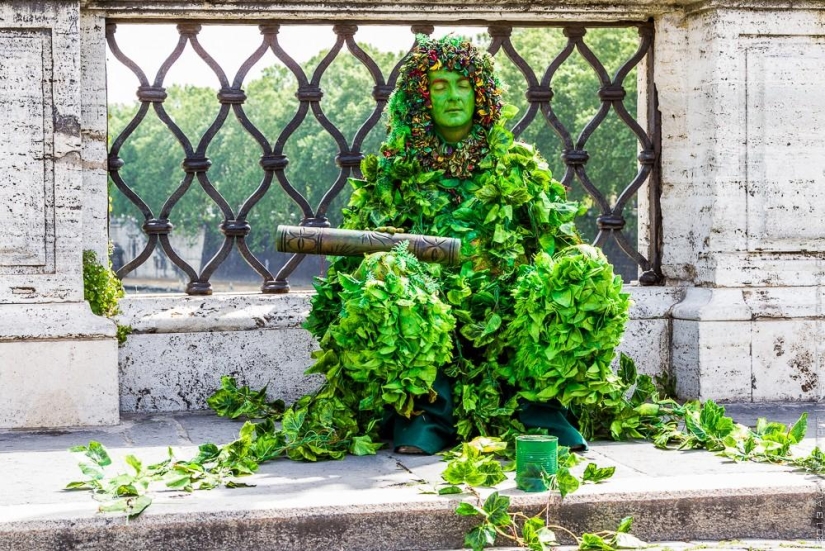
0, 403, 823, 550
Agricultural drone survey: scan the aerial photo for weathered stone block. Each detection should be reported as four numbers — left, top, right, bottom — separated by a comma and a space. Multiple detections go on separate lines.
0, 303, 119, 428
752, 320, 822, 401
0, 1, 118, 429
672, 319, 753, 402
618, 318, 670, 378
744, 37, 825, 254
671, 319, 700, 398
119, 329, 322, 412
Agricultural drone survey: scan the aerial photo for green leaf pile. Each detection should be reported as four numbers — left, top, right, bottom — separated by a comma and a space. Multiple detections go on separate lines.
504, 246, 630, 425
207, 376, 285, 420
309, 244, 455, 419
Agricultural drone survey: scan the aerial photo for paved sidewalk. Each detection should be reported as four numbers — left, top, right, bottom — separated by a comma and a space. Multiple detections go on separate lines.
0, 403, 824, 550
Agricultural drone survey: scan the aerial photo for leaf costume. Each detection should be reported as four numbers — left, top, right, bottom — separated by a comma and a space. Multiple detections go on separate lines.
302, 36, 632, 455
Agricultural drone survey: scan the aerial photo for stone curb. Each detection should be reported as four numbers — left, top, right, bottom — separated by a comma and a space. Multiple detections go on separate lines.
0, 484, 820, 550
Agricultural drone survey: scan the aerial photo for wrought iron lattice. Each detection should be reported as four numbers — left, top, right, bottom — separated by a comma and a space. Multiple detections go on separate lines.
106, 21, 662, 295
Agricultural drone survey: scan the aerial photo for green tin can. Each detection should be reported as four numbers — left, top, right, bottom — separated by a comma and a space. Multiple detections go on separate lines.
515, 435, 558, 492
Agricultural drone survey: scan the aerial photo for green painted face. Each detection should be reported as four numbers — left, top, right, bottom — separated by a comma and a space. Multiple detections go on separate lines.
428, 69, 475, 144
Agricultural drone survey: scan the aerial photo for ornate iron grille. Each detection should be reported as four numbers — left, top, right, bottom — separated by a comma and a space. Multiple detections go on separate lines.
106, 21, 661, 294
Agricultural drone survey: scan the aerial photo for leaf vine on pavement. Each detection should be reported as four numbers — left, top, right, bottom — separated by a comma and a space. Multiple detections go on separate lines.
438, 436, 624, 549
65, 436, 263, 517
456, 490, 642, 551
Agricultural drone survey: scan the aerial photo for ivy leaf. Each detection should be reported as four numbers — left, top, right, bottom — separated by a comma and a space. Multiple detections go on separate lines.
581, 463, 615, 484
699, 400, 734, 439
464, 436, 508, 455
464, 522, 497, 551
164, 470, 193, 490
456, 501, 485, 517
481, 313, 502, 337
79, 462, 105, 481
438, 485, 463, 495
282, 408, 306, 435
613, 532, 647, 549
579, 532, 614, 550
98, 498, 129, 514
788, 412, 808, 444
86, 441, 112, 467
521, 516, 543, 545
634, 403, 660, 417
536, 527, 558, 549
225, 480, 254, 489
192, 443, 220, 464
558, 446, 583, 468
126, 495, 153, 518
442, 458, 487, 487
684, 411, 707, 442
618, 353, 637, 386
348, 435, 383, 456
64, 481, 94, 491
125, 455, 143, 475
476, 459, 507, 486
517, 464, 550, 493
615, 516, 633, 533
482, 491, 511, 527
523, 516, 557, 551
548, 467, 580, 499
500, 103, 519, 120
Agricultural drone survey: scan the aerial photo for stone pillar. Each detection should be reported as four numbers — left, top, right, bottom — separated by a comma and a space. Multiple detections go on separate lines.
0, 1, 118, 428
81, 10, 110, 262
657, 3, 825, 401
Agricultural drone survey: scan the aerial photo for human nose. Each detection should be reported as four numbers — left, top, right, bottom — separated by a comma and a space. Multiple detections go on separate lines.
445, 84, 462, 101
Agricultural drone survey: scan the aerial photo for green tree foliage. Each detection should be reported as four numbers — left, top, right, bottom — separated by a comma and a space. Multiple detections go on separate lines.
108, 31, 642, 280
109, 45, 402, 248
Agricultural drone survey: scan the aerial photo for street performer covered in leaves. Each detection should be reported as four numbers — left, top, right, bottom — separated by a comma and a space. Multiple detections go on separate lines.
299, 35, 631, 457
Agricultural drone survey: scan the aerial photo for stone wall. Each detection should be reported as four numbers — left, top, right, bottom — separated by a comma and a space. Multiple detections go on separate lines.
115, 287, 681, 413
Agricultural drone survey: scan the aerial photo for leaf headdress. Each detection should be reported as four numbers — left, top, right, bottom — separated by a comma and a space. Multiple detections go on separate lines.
380, 35, 503, 178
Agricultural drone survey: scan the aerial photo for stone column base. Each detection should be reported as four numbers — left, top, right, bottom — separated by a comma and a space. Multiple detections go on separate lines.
672, 287, 824, 402
0, 303, 118, 428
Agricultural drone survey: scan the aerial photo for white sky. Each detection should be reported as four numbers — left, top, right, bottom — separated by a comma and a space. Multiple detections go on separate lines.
107, 24, 486, 105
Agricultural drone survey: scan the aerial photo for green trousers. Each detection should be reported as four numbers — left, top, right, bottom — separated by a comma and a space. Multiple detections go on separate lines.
391, 371, 588, 454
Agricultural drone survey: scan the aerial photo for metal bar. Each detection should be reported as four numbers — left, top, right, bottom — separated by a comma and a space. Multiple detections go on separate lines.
275, 226, 462, 266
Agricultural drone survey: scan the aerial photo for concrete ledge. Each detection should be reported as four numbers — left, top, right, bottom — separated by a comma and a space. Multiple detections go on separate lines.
673, 287, 825, 321
117, 292, 313, 334
671, 286, 824, 401
116, 287, 683, 414
626, 285, 684, 319
0, 302, 116, 341
117, 287, 678, 330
